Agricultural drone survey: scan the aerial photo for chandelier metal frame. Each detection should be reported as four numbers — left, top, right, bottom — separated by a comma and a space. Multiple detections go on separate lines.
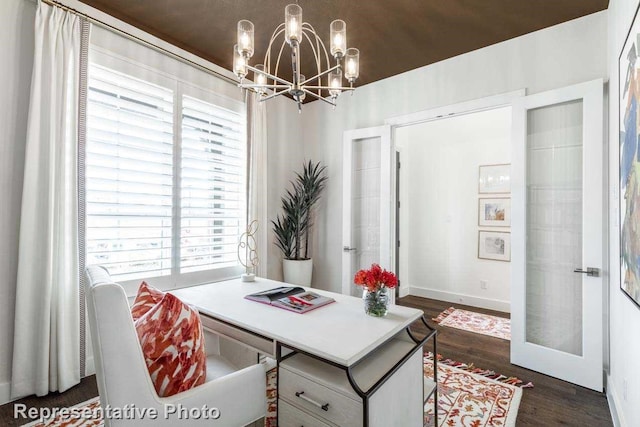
234, 4, 359, 111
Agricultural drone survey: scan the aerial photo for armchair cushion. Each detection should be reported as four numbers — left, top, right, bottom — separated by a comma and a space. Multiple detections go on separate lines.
135, 292, 207, 397
131, 281, 165, 321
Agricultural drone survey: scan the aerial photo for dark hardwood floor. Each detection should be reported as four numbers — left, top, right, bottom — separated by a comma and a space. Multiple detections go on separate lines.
0, 296, 612, 426
400, 295, 613, 426
0, 375, 98, 426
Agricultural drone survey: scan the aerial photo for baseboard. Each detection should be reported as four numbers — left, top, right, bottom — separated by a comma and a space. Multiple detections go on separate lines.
607, 374, 626, 427
0, 380, 11, 405
398, 285, 410, 298
409, 287, 510, 313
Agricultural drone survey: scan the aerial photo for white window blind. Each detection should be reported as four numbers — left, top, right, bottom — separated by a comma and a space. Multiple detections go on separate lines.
85, 62, 246, 286
86, 64, 174, 281
180, 96, 245, 273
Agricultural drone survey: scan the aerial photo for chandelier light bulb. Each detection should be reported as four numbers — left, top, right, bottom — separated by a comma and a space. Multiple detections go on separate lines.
330, 20, 346, 58
237, 20, 254, 58
329, 69, 342, 98
347, 59, 355, 73
233, 44, 247, 78
334, 34, 343, 48
255, 64, 267, 93
285, 4, 303, 44
344, 48, 360, 82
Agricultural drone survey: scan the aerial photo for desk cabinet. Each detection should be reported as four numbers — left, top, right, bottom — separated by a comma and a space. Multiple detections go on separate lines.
278, 328, 436, 427
172, 278, 437, 427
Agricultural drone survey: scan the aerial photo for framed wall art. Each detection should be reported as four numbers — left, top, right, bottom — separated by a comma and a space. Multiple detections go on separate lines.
619, 3, 640, 308
478, 197, 511, 227
478, 163, 510, 194
478, 231, 511, 262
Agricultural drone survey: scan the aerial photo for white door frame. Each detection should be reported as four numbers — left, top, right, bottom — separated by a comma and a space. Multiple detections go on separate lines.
385, 90, 526, 128
511, 78, 604, 391
342, 126, 392, 296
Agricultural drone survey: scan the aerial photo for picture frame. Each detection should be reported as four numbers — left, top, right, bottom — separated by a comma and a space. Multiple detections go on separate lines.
478, 198, 511, 227
479, 163, 511, 194
478, 231, 511, 262
619, 1, 640, 309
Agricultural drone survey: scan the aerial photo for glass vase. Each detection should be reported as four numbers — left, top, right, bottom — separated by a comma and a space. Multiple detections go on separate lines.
363, 287, 390, 317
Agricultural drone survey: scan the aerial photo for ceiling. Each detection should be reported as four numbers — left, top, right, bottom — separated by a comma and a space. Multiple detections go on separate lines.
79, 0, 609, 91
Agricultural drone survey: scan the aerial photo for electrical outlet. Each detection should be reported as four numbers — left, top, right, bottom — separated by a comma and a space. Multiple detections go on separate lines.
623, 379, 628, 401
480, 280, 488, 290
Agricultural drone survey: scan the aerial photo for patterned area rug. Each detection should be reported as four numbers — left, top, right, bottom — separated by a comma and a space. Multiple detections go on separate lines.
21, 358, 529, 427
21, 398, 102, 427
424, 358, 521, 427
433, 307, 511, 340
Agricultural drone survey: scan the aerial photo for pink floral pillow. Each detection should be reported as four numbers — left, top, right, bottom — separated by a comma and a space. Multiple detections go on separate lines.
134, 292, 207, 397
131, 281, 164, 321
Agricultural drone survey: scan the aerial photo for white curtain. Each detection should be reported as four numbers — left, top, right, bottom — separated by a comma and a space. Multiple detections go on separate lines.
247, 93, 268, 277
11, 1, 82, 398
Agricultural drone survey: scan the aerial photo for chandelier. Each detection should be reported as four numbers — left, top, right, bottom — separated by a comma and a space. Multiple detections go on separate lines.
233, 4, 359, 111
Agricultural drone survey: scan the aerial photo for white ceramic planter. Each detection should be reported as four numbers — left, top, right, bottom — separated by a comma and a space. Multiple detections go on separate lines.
282, 258, 313, 286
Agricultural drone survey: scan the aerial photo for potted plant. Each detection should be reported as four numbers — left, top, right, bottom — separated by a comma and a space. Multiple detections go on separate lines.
272, 160, 327, 285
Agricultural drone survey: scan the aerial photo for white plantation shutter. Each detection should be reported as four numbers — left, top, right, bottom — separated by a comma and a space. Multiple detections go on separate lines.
180, 96, 246, 273
86, 64, 174, 280
84, 59, 246, 288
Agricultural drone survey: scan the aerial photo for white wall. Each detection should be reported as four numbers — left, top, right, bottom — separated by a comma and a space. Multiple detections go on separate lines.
0, 0, 36, 405
395, 108, 511, 312
607, 1, 640, 425
265, 99, 305, 281
299, 11, 608, 295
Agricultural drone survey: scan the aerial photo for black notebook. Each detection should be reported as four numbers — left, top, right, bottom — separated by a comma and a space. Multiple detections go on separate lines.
245, 286, 335, 313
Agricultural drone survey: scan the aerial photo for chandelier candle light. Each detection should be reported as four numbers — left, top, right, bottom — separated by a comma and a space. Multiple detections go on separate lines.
234, 4, 360, 111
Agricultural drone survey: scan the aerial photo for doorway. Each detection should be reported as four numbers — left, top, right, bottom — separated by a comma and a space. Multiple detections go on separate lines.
394, 107, 513, 313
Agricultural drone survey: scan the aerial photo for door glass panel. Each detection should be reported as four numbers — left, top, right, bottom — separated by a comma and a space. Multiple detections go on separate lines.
525, 100, 583, 356
350, 137, 381, 297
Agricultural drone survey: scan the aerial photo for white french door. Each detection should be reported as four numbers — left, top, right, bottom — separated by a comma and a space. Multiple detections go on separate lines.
342, 126, 393, 297
511, 79, 604, 391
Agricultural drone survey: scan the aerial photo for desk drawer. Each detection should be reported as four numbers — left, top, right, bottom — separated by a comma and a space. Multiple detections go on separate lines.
200, 315, 275, 357
278, 399, 333, 427
279, 367, 362, 427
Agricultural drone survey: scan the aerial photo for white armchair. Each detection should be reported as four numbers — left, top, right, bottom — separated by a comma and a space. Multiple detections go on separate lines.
85, 266, 266, 426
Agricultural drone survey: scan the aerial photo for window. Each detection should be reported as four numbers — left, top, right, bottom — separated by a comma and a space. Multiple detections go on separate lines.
85, 62, 246, 290
180, 96, 245, 273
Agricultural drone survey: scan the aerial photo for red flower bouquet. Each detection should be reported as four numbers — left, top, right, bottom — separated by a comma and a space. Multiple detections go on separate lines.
354, 263, 398, 292
354, 264, 398, 316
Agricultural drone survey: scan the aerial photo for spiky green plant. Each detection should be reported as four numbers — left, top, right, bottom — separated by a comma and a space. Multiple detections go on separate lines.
296, 160, 328, 259
272, 161, 327, 260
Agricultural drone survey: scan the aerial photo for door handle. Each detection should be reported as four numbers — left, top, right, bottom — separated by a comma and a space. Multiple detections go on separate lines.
573, 267, 600, 277
343, 246, 357, 252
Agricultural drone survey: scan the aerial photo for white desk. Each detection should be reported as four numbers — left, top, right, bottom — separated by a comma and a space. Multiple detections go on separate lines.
172, 277, 437, 427
172, 277, 423, 366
